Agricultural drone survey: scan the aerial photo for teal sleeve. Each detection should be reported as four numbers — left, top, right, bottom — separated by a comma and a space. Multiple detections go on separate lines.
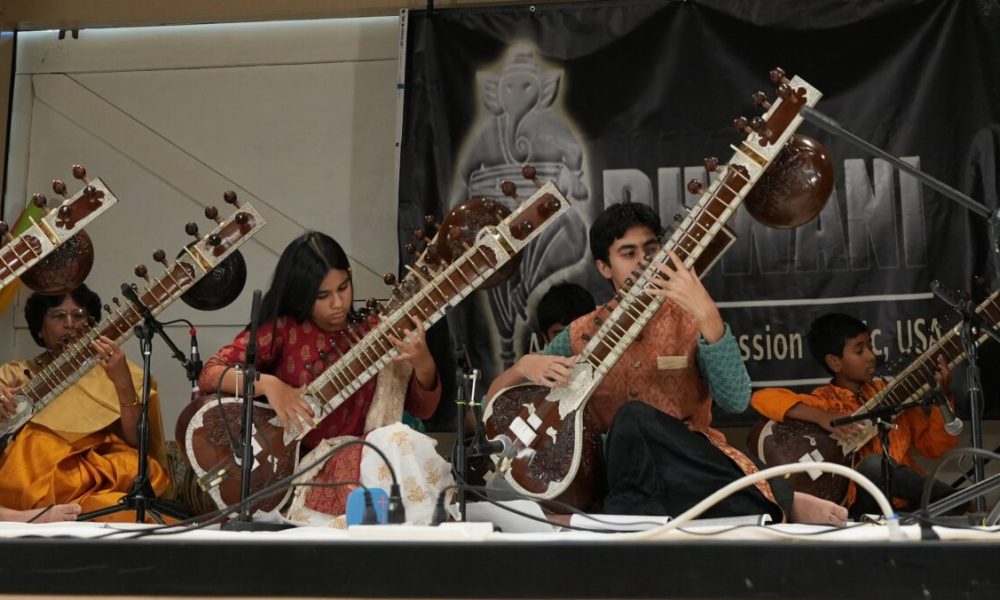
540, 328, 572, 357
696, 323, 751, 413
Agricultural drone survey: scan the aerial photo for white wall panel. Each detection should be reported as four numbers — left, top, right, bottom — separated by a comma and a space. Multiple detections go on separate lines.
1, 17, 402, 430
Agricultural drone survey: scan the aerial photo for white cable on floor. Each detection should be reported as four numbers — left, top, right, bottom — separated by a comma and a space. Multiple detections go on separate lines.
628, 462, 902, 542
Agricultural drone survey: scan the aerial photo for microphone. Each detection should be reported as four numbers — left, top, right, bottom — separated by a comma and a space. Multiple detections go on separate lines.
931, 387, 964, 436
930, 280, 972, 313
120, 283, 151, 317
188, 327, 202, 399
466, 434, 516, 459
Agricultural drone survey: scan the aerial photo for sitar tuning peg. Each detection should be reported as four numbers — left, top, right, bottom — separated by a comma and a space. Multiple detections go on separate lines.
31, 194, 47, 209
537, 195, 561, 218
205, 206, 223, 224
134, 264, 150, 282
384, 272, 404, 297
521, 164, 542, 188
733, 116, 752, 135
0, 221, 8, 239
424, 244, 440, 265
366, 297, 381, 315
152, 249, 168, 266
404, 242, 418, 255
112, 297, 122, 308
423, 214, 441, 232
223, 190, 241, 208
405, 263, 430, 284
185, 222, 202, 240
208, 233, 222, 247
500, 180, 522, 205
448, 226, 471, 250
704, 157, 720, 172
235, 212, 250, 226
686, 179, 704, 195
750, 116, 771, 138
769, 67, 788, 85
751, 91, 772, 110
52, 179, 69, 199
71, 164, 91, 185
103, 303, 113, 314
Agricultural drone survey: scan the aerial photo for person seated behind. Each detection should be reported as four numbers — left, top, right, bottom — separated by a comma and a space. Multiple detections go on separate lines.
486, 202, 845, 525
0, 284, 172, 522
198, 231, 452, 526
535, 282, 596, 345
752, 313, 959, 517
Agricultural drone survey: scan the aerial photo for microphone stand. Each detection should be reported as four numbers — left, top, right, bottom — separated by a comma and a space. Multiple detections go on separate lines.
222, 290, 290, 531
77, 284, 189, 523
453, 367, 481, 522
930, 282, 1000, 511
800, 105, 1000, 286
830, 395, 941, 506
960, 302, 986, 511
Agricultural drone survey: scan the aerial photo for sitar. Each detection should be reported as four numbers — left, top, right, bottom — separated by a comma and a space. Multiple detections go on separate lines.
0, 198, 265, 442
177, 177, 571, 512
750, 289, 1000, 503
0, 166, 117, 293
483, 68, 829, 508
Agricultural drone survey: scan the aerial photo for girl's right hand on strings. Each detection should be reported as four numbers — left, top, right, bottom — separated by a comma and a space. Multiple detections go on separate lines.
260, 376, 314, 434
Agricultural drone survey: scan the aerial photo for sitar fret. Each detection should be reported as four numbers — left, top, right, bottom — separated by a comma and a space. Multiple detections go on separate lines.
0, 244, 27, 277
309, 243, 495, 409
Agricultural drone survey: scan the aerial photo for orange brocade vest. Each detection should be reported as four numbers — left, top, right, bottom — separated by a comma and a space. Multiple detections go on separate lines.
568, 300, 714, 436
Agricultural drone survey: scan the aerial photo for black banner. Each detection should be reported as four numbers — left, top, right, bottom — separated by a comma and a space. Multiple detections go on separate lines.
398, 0, 1000, 425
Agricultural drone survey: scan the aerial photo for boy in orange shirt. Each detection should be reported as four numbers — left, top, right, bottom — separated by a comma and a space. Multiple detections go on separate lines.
751, 313, 959, 516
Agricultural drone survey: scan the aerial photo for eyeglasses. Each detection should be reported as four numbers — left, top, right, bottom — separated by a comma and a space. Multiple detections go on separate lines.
45, 308, 89, 323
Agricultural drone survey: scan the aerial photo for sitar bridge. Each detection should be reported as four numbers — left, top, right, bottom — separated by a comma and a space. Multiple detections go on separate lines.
183, 244, 214, 273
30, 215, 61, 245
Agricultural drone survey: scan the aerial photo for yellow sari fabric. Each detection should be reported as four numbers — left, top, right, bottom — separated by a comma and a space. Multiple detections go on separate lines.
0, 359, 172, 522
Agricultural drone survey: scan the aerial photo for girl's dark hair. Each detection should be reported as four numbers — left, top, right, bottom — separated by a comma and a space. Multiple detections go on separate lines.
258, 231, 355, 325
807, 313, 869, 375
24, 283, 102, 347
588, 202, 664, 264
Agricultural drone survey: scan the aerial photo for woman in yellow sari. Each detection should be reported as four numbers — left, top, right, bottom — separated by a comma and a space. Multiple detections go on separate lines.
0, 284, 171, 522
